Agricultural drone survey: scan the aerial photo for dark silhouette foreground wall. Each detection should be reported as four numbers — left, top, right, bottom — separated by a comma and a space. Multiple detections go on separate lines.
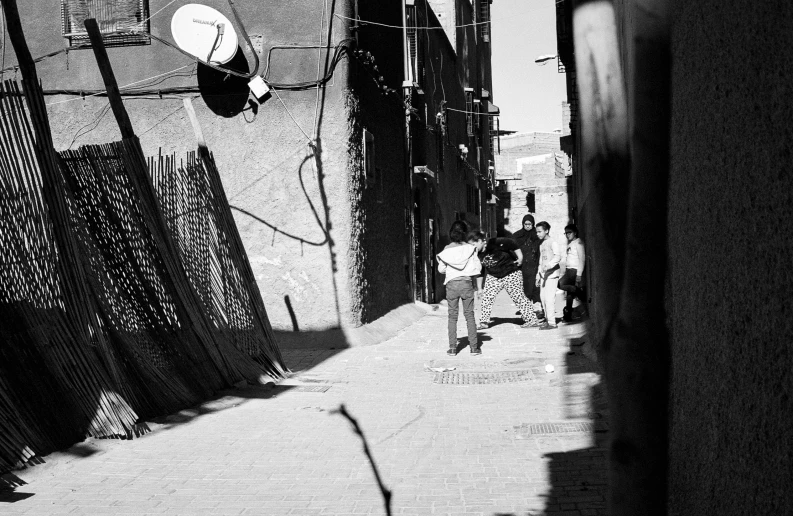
667, 1, 792, 513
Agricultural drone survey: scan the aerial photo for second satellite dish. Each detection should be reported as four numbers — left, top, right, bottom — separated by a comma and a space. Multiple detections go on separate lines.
171, 4, 239, 65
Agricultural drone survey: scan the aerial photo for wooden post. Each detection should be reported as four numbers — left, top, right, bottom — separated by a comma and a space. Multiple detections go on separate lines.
1, 0, 39, 88
84, 18, 135, 139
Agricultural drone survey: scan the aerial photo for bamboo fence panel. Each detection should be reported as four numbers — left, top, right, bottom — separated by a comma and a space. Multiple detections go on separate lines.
0, 79, 285, 474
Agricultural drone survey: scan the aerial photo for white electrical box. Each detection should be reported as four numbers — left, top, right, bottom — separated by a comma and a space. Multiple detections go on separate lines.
248, 76, 271, 101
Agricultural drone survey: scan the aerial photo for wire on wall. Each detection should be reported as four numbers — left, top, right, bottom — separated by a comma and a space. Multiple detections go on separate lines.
334, 13, 490, 30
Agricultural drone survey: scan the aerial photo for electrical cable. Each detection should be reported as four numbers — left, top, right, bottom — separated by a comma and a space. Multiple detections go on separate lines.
66, 101, 112, 149
447, 107, 499, 116
312, 0, 328, 138
270, 85, 313, 144
335, 13, 490, 30
263, 41, 354, 90
148, 0, 260, 79
136, 0, 181, 29
45, 63, 195, 105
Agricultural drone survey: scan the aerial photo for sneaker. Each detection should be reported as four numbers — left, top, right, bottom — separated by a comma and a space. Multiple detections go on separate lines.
521, 321, 541, 328
470, 348, 482, 355
476, 322, 490, 330
539, 324, 558, 331
447, 348, 457, 356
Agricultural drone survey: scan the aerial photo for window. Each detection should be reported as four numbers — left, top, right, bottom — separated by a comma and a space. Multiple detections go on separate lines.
479, 0, 491, 42
405, 3, 424, 86
473, 100, 481, 135
364, 129, 376, 186
487, 115, 494, 156
526, 190, 536, 213
465, 89, 474, 137
61, 0, 150, 48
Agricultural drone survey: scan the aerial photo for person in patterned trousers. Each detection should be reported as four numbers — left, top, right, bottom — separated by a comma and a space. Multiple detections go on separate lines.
469, 232, 540, 329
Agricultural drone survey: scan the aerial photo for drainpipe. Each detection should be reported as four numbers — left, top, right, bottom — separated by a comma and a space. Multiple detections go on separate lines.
402, 0, 416, 300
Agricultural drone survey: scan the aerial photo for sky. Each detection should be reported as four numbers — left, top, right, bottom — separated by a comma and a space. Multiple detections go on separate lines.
490, 0, 567, 133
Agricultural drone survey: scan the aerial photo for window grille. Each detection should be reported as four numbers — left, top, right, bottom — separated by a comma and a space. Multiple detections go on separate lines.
406, 5, 424, 86
61, 0, 150, 48
479, 0, 490, 42
465, 90, 474, 137
488, 116, 495, 156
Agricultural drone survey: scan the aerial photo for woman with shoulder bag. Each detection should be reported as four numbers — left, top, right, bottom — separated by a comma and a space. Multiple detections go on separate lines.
472, 233, 540, 329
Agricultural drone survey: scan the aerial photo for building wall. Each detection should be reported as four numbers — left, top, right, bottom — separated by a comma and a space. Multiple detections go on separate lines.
494, 132, 569, 249
348, 1, 415, 321
667, 1, 793, 513
4, 0, 493, 326
406, 0, 495, 303
7, 0, 365, 331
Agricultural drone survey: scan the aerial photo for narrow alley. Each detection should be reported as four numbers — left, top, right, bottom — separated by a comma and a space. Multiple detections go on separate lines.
2, 292, 606, 516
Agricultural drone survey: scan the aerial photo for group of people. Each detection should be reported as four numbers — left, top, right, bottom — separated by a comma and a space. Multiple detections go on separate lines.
436, 216, 585, 356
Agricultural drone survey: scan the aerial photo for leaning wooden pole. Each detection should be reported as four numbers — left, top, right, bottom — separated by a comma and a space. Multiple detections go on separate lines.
83, 18, 135, 139
574, 0, 671, 514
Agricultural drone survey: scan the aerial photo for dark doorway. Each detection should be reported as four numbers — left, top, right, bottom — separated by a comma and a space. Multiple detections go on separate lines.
413, 188, 425, 302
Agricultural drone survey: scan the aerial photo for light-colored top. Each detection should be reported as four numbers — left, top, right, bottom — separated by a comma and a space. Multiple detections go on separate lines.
565, 238, 585, 276
537, 238, 561, 279
437, 243, 482, 285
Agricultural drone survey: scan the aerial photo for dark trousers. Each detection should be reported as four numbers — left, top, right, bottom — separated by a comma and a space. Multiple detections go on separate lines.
446, 278, 478, 350
559, 268, 580, 309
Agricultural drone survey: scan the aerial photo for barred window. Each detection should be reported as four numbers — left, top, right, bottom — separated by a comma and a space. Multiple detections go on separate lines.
61, 0, 150, 48
479, 0, 490, 42
465, 89, 474, 137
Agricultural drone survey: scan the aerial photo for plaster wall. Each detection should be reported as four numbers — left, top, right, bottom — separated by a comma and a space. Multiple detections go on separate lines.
667, 1, 793, 513
6, 0, 365, 331
495, 133, 568, 249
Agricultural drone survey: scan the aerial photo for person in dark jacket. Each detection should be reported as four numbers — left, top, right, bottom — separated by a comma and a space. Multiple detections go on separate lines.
513, 214, 541, 303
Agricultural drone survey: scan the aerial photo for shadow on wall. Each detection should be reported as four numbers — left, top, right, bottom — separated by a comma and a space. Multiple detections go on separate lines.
198, 47, 251, 118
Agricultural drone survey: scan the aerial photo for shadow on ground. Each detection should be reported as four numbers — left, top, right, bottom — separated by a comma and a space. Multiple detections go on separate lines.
541, 333, 609, 516
493, 326, 610, 516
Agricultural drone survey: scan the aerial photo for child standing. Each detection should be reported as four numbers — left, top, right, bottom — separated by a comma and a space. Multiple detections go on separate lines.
437, 221, 482, 356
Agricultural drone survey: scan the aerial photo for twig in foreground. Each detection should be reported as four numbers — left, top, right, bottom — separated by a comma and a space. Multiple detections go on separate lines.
332, 404, 392, 516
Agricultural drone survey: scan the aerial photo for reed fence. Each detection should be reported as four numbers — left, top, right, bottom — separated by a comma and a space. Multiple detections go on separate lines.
0, 79, 285, 474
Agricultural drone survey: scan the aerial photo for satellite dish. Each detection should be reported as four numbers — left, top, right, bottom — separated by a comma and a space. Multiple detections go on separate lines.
171, 4, 239, 65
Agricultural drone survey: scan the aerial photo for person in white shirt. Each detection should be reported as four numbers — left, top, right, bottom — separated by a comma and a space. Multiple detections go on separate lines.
437, 221, 482, 355
559, 224, 585, 322
535, 221, 561, 329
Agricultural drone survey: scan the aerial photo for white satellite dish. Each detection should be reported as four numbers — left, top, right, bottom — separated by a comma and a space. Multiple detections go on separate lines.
171, 4, 239, 65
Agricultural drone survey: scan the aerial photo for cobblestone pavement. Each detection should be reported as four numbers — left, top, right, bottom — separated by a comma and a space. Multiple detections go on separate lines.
2, 292, 608, 515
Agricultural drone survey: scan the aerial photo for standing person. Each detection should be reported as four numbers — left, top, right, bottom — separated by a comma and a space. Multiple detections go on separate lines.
437, 221, 482, 356
475, 234, 540, 329
559, 224, 585, 322
513, 214, 541, 304
535, 221, 561, 329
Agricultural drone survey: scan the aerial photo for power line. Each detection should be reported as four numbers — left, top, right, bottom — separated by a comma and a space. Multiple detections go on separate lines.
45, 63, 195, 106
446, 107, 500, 117
335, 13, 490, 30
